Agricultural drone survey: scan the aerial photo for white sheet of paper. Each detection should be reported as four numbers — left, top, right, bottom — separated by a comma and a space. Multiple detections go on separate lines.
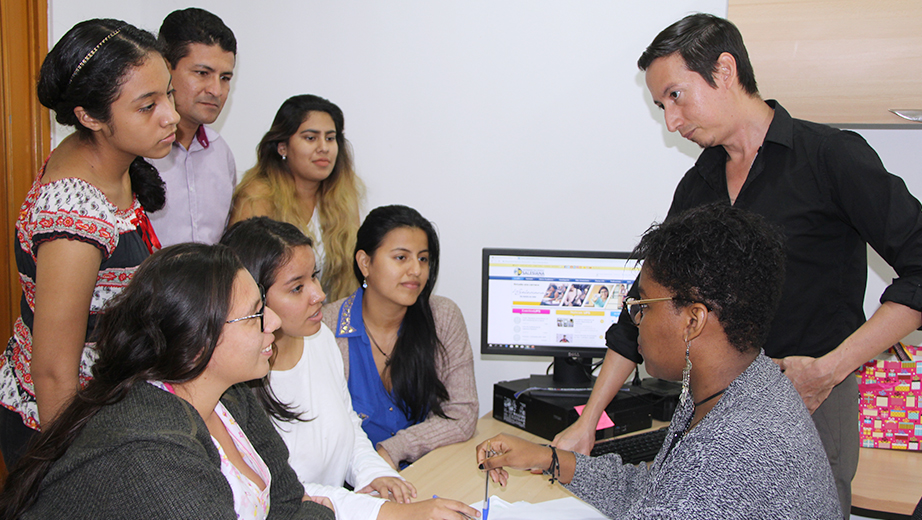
471, 496, 608, 520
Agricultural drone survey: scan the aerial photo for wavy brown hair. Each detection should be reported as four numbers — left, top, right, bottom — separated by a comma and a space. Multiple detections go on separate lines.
232, 94, 364, 301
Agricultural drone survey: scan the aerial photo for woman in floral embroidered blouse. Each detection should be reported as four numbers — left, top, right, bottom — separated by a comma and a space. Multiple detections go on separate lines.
0, 19, 178, 468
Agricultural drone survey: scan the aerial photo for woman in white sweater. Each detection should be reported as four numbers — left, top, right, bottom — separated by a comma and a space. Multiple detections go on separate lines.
221, 217, 478, 520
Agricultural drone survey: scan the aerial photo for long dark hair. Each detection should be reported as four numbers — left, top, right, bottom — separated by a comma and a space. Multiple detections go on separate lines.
254, 94, 351, 196
37, 18, 165, 211
353, 205, 449, 423
0, 243, 242, 517
220, 217, 313, 422
234, 94, 363, 301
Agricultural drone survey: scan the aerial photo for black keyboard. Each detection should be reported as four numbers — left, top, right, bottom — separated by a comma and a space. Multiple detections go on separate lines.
590, 427, 669, 464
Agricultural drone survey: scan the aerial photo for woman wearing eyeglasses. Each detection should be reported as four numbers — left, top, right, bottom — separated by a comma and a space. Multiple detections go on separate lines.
0, 244, 334, 519
221, 217, 478, 520
589, 286, 610, 308
476, 204, 841, 519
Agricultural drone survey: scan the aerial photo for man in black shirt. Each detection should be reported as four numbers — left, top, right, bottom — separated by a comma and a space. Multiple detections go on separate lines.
554, 14, 922, 516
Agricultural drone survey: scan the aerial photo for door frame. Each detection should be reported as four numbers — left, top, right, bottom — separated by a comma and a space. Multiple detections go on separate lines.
0, 0, 50, 479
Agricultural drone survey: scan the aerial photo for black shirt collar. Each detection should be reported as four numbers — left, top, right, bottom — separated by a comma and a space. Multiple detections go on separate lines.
695, 99, 794, 189
763, 100, 793, 151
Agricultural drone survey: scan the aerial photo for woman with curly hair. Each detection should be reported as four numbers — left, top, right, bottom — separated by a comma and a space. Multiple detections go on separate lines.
478, 204, 841, 519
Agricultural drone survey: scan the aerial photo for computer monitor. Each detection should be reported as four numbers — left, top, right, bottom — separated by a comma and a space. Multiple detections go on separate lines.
481, 248, 641, 385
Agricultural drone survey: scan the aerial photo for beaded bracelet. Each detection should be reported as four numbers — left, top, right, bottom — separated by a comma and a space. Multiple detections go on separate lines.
543, 445, 560, 484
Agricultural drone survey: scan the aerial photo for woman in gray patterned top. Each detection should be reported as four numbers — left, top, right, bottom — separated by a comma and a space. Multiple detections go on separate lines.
477, 204, 841, 519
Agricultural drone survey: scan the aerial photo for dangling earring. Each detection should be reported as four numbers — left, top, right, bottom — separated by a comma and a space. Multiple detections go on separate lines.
281, 154, 287, 161
362, 279, 367, 289
680, 335, 692, 407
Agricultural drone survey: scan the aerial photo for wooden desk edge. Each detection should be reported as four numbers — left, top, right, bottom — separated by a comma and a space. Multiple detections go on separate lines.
851, 447, 921, 516
401, 413, 668, 506
406, 414, 922, 516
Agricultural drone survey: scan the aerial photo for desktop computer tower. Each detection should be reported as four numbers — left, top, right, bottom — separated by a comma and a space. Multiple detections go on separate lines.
638, 377, 682, 422
492, 375, 655, 441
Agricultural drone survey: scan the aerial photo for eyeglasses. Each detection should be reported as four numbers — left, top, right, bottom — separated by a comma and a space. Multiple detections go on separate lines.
226, 284, 266, 331
624, 297, 673, 326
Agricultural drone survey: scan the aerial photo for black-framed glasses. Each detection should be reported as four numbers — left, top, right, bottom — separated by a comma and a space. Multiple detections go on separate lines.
226, 284, 266, 331
624, 297, 673, 326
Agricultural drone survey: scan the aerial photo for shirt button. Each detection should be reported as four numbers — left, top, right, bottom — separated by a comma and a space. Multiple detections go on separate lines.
389, 407, 393, 411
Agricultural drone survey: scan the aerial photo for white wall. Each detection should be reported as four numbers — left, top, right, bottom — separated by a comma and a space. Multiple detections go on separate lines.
48, 1, 922, 417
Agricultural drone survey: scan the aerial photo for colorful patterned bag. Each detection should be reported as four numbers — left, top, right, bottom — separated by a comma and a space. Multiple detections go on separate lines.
857, 343, 922, 451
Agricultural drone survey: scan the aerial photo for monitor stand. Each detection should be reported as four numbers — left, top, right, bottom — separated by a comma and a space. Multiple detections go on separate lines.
527, 356, 595, 389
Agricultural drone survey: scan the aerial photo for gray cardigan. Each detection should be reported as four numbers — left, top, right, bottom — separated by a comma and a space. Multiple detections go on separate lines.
565, 353, 841, 519
23, 382, 334, 520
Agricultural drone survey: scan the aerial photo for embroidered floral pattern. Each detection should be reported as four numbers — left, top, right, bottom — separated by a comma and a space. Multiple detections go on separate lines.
17, 178, 143, 258
338, 293, 357, 335
0, 172, 150, 430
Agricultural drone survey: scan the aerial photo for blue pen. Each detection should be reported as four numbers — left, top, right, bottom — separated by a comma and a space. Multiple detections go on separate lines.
483, 473, 491, 520
483, 442, 497, 520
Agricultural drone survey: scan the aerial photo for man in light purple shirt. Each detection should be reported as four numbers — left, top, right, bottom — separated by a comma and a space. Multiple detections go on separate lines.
148, 8, 237, 246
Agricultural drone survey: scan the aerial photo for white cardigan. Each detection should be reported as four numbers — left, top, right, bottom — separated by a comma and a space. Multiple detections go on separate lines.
269, 324, 400, 520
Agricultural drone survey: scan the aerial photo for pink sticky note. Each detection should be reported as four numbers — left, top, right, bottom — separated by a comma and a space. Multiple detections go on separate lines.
574, 404, 615, 430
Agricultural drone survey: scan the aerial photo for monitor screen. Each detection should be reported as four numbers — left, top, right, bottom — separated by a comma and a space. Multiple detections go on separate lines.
481, 248, 641, 361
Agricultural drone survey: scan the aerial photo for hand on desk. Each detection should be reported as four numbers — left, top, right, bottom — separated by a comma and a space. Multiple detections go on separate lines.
357, 476, 417, 503
476, 434, 575, 487
380, 498, 480, 520
775, 355, 836, 413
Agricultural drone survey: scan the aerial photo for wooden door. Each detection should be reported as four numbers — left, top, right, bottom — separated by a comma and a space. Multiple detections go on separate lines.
0, 0, 50, 481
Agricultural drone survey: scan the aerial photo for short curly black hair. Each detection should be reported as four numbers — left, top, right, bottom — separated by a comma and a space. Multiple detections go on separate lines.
633, 203, 785, 353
